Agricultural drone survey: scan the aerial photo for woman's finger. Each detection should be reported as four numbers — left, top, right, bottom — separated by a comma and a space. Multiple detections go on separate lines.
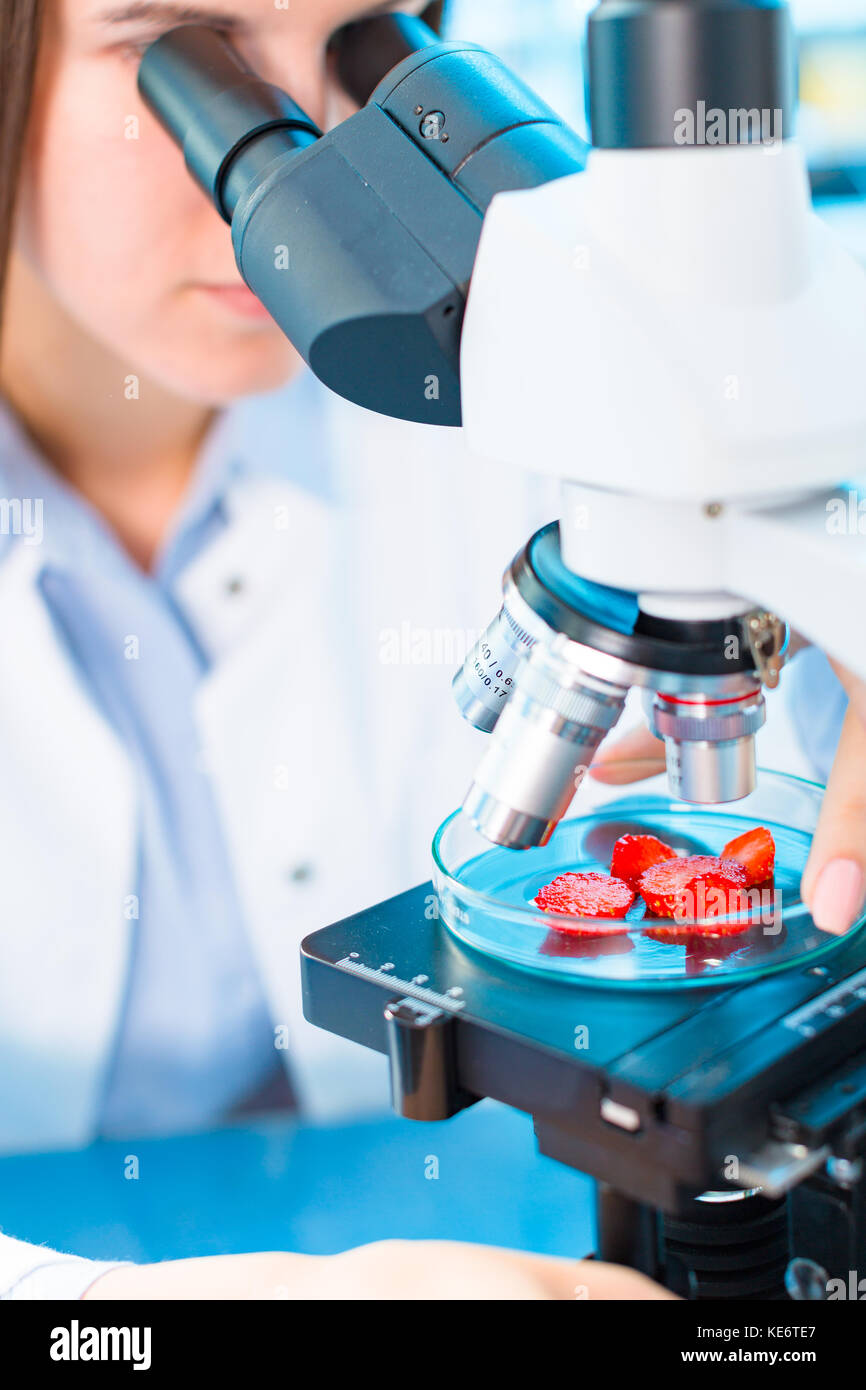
590, 724, 666, 785
801, 664, 866, 934
829, 657, 866, 727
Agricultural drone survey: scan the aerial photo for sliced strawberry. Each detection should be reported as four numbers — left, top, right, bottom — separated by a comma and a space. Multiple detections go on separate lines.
535, 871, 635, 934
638, 855, 749, 924
611, 834, 677, 890
721, 826, 776, 887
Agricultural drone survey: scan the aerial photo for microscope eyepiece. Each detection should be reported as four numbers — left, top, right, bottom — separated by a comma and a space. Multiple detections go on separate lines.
135, 16, 585, 424
138, 25, 320, 220
330, 14, 441, 107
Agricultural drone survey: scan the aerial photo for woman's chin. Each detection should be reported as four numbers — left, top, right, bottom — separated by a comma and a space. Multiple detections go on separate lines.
141, 334, 306, 407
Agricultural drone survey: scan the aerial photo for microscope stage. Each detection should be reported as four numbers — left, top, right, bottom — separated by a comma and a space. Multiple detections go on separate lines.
301, 883, 866, 1211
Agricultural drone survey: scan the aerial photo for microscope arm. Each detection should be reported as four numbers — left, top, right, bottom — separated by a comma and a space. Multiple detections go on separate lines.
549, 479, 866, 685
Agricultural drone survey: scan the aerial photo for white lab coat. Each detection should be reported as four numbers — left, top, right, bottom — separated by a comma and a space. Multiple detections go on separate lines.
0, 387, 560, 1152
0, 383, 811, 1291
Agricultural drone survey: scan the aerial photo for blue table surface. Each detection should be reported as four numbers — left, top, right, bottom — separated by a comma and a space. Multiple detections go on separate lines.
0, 1101, 595, 1265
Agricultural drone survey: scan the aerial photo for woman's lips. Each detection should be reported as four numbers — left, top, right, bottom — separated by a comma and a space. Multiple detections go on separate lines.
194, 283, 274, 321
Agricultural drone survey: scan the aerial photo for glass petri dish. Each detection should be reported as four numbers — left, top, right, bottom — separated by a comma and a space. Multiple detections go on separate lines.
432, 767, 864, 988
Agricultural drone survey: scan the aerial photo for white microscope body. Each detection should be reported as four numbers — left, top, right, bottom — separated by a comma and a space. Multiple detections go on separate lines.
461, 138, 866, 681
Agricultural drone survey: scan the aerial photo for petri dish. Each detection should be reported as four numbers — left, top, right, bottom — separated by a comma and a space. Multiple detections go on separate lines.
432, 767, 864, 988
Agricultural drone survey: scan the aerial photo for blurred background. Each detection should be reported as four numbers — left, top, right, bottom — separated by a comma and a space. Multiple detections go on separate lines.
449, 1, 866, 227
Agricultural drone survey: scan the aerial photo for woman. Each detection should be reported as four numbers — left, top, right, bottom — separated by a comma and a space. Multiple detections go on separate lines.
0, 0, 861, 1301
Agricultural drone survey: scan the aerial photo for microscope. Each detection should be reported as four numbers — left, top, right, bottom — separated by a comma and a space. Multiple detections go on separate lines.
139, 2, 866, 1298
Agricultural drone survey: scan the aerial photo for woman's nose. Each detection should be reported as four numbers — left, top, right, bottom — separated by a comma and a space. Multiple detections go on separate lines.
245, 38, 334, 133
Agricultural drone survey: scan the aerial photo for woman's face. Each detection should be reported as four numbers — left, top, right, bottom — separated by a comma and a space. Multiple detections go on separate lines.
17, 0, 427, 404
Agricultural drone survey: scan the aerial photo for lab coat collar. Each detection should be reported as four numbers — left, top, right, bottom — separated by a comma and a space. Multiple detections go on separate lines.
0, 369, 339, 586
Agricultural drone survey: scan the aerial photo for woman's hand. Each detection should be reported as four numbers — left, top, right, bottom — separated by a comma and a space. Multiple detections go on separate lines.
591, 659, 866, 936
82, 1242, 676, 1301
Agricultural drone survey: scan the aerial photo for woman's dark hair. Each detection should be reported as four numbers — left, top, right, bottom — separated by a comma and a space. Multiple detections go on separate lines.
0, 0, 45, 326
0, 0, 448, 332
422, 2, 446, 31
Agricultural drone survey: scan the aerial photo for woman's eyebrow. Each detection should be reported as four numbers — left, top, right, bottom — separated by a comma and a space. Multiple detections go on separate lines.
95, 3, 245, 29
363, 1, 427, 12
95, 0, 420, 25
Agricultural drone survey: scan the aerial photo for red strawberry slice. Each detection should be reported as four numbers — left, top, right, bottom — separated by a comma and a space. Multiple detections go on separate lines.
638, 855, 749, 926
721, 826, 775, 888
611, 834, 677, 890
535, 872, 635, 934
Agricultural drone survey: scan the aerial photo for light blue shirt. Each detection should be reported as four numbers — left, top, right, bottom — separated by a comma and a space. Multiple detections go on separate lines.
788, 646, 848, 784
0, 374, 332, 1138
